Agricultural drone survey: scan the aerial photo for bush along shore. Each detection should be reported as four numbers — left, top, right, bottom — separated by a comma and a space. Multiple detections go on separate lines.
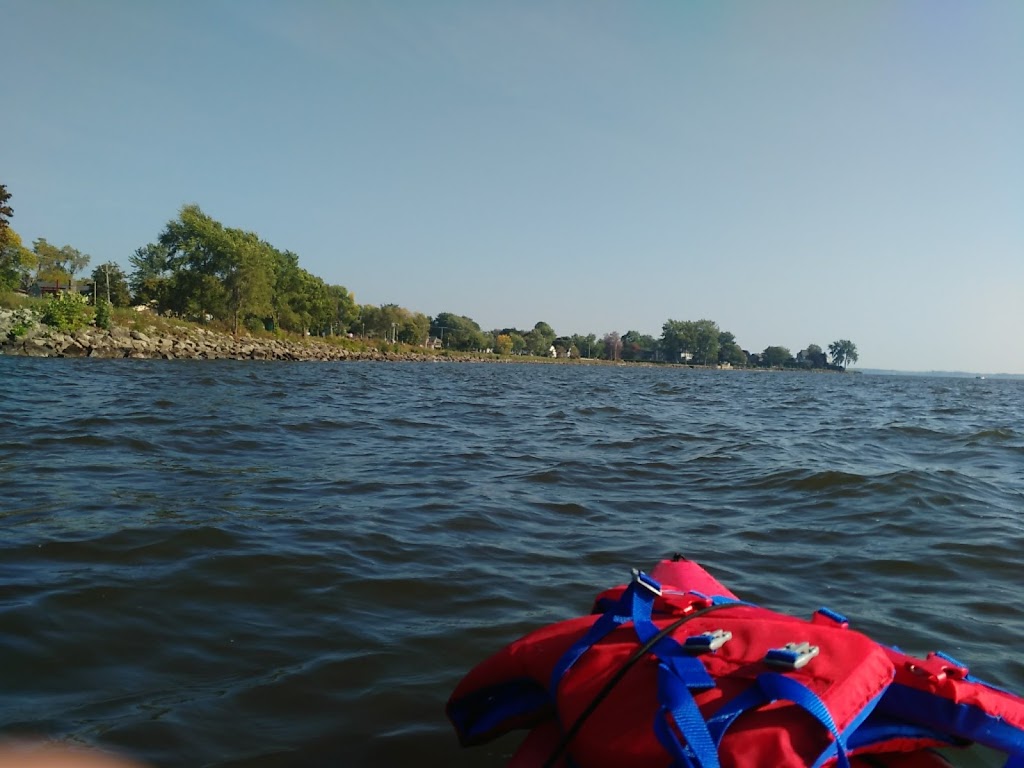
0, 306, 437, 362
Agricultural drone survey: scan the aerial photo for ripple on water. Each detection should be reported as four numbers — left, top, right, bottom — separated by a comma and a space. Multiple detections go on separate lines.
1, 360, 1022, 767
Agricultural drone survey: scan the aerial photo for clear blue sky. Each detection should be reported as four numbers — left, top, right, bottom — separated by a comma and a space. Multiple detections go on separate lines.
4, 1, 1022, 373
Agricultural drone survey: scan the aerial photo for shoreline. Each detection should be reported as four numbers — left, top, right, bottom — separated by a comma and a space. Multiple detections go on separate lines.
0, 308, 841, 371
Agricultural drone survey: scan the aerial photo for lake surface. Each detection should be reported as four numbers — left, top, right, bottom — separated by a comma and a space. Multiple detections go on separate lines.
2, 358, 1022, 767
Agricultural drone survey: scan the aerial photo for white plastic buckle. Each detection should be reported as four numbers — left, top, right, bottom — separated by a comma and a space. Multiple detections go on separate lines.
764, 642, 820, 670
684, 629, 733, 654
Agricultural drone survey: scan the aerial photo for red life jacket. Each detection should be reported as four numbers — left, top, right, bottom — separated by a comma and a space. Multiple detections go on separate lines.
447, 560, 1024, 768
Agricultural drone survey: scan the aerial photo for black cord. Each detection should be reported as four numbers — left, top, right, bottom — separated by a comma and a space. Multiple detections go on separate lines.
541, 601, 734, 768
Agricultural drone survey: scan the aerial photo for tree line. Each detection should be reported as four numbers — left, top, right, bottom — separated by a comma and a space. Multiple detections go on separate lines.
0, 187, 858, 369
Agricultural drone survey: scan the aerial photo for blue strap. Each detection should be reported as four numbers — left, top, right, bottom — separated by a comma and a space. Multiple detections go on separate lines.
706, 672, 850, 768
1004, 755, 1024, 768
549, 601, 629, 694
549, 572, 729, 768
654, 659, 722, 768
549, 572, 662, 695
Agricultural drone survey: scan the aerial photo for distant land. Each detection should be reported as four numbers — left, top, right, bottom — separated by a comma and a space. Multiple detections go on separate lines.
860, 369, 1024, 380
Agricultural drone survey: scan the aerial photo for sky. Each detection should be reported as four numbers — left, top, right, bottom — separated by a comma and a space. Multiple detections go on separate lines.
3, 1, 1022, 373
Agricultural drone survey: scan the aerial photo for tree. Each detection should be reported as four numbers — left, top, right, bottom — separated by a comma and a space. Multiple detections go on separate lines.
33, 238, 91, 287
494, 334, 513, 355
90, 262, 132, 307
570, 333, 598, 359
326, 284, 359, 336
718, 330, 746, 366
223, 229, 274, 335
129, 243, 174, 306
603, 331, 623, 361
828, 339, 859, 370
761, 346, 793, 368
0, 184, 13, 248
158, 204, 233, 320
621, 330, 658, 361
0, 229, 36, 292
691, 319, 720, 366
508, 331, 527, 354
432, 312, 487, 351
525, 321, 556, 356
661, 319, 694, 361
660, 319, 720, 364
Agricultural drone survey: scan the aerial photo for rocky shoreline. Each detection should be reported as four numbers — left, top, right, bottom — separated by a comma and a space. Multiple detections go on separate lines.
0, 308, 422, 362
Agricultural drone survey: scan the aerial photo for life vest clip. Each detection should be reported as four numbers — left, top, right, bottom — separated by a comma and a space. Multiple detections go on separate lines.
905, 651, 969, 682
631, 568, 662, 597
764, 642, 820, 670
684, 629, 733, 654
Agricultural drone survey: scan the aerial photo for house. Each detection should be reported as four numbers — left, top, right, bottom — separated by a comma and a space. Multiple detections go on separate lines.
29, 280, 74, 298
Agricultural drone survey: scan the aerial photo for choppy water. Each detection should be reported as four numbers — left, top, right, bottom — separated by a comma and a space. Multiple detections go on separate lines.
2, 358, 1022, 767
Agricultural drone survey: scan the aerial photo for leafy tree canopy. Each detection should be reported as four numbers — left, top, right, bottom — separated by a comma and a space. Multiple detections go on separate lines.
33, 238, 90, 286
621, 330, 658, 361
761, 345, 793, 368
0, 229, 37, 293
431, 312, 487, 351
0, 184, 13, 247
829, 339, 859, 370
90, 262, 132, 307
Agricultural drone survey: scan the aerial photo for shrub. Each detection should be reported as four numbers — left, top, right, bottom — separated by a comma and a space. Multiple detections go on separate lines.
94, 297, 111, 330
41, 292, 91, 332
7, 321, 30, 341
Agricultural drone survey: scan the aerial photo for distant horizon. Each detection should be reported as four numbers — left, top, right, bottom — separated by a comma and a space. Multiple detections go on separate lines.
4, 3, 1022, 373
858, 368, 1023, 380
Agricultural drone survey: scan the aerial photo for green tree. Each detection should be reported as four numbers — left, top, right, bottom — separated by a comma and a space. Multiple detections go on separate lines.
761, 346, 793, 368
156, 205, 280, 332
33, 238, 91, 287
129, 243, 173, 306
661, 319, 695, 362
432, 312, 486, 351
157, 205, 232, 319
399, 311, 431, 345
372, 304, 429, 344
828, 339, 859, 370
363, 304, 402, 340
509, 331, 527, 354
0, 184, 13, 248
90, 262, 132, 307
691, 319, 720, 366
525, 321, 556, 356
718, 330, 746, 366
223, 230, 274, 334
325, 284, 358, 336
570, 333, 598, 359
0, 229, 36, 292
270, 252, 335, 335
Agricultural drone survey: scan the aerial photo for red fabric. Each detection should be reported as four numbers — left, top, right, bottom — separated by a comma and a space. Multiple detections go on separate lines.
448, 560, 1022, 767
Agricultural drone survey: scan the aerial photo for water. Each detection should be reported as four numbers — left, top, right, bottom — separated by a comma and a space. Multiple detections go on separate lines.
2, 358, 1022, 767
